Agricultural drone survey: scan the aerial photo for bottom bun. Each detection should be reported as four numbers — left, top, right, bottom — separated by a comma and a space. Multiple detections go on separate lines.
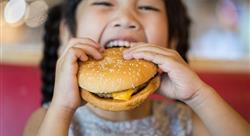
81, 75, 160, 112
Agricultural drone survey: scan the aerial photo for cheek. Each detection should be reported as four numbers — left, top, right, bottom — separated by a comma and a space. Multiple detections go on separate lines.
76, 12, 107, 41
145, 19, 168, 48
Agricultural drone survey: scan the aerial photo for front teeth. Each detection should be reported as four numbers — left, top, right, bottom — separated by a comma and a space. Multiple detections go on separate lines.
107, 40, 131, 48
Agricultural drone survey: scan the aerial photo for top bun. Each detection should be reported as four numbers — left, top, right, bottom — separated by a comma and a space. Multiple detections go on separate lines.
78, 48, 157, 93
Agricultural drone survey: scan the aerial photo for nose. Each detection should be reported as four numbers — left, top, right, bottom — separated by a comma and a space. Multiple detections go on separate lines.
111, 10, 141, 30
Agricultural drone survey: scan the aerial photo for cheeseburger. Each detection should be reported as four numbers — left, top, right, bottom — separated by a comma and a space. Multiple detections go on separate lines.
78, 47, 160, 111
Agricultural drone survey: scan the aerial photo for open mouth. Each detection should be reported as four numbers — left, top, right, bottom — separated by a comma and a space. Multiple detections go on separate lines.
104, 40, 136, 49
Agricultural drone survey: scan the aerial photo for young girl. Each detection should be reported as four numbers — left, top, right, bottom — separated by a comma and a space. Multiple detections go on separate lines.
24, 0, 249, 136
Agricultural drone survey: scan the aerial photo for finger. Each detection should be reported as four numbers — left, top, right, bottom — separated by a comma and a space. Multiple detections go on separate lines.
124, 43, 177, 57
99, 47, 105, 53
61, 38, 100, 56
124, 45, 174, 59
127, 42, 169, 52
74, 44, 103, 60
129, 51, 177, 73
65, 47, 89, 64
56, 47, 89, 77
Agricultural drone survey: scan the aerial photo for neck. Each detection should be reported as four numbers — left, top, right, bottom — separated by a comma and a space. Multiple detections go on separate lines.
87, 99, 153, 121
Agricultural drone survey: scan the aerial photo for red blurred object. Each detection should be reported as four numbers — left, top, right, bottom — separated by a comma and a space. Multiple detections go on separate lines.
198, 72, 250, 121
0, 64, 41, 136
0, 64, 249, 136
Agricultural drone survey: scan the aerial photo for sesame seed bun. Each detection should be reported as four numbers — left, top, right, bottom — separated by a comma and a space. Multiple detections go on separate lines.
78, 48, 160, 111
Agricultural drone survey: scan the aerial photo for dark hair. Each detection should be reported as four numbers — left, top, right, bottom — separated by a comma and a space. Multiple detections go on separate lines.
40, 0, 191, 104
40, 4, 62, 104
166, 0, 191, 62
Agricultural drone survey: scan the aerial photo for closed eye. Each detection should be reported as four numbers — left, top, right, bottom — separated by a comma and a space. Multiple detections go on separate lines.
138, 6, 160, 12
92, 2, 113, 7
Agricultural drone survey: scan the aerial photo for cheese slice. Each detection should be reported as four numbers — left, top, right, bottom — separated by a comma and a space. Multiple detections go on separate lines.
112, 89, 136, 101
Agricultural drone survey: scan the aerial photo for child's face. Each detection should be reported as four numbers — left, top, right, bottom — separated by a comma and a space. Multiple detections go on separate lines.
76, 0, 168, 48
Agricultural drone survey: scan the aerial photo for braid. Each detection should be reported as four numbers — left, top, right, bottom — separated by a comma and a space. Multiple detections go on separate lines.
40, 4, 62, 105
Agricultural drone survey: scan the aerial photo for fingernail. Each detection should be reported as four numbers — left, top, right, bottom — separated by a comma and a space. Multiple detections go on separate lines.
96, 54, 103, 59
96, 43, 101, 48
81, 56, 88, 61
123, 53, 131, 60
99, 47, 105, 52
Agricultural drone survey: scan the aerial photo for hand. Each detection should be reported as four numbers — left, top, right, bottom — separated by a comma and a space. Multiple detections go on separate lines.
123, 43, 205, 102
51, 38, 104, 112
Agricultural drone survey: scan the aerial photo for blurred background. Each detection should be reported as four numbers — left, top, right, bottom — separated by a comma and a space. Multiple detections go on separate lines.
0, 0, 249, 136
